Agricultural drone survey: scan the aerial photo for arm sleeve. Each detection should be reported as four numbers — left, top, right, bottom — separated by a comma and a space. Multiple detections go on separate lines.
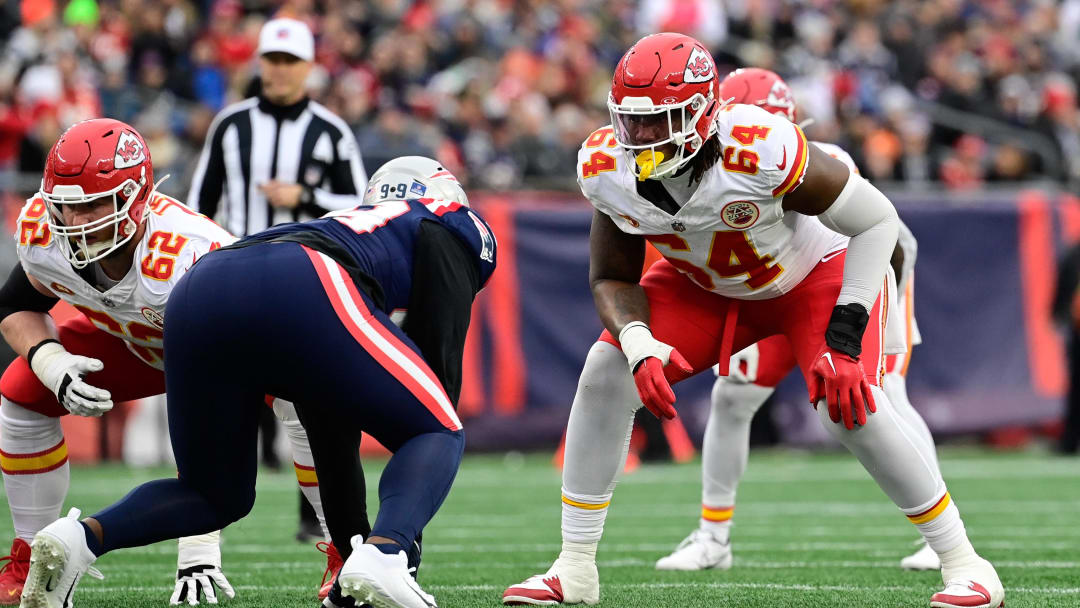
303, 129, 368, 214
817, 171, 900, 312
402, 220, 482, 405
0, 263, 58, 322
895, 218, 918, 293
187, 114, 228, 219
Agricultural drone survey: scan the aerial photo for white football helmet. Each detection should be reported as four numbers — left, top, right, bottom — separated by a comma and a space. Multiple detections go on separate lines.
363, 156, 469, 207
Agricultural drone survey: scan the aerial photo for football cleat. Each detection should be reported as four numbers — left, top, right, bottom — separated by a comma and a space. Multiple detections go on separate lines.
502, 556, 599, 605
0, 538, 30, 605
19, 509, 103, 608
900, 539, 942, 571
322, 580, 373, 608
931, 558, 1004, 608
655, 529, 732, 571
317, 542, 344, 600
336, 537, 436, 608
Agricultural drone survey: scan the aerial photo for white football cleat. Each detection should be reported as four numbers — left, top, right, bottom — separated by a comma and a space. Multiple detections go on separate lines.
901, 539, 942, 571
931, 558, 1004, 608
502, 556, 599, 605
655, 529, 732, 571
19, 508, 103, 608
336, 537, 436, 608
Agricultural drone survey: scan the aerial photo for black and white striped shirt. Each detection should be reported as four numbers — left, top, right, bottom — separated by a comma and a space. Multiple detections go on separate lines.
187, 96, 367, 236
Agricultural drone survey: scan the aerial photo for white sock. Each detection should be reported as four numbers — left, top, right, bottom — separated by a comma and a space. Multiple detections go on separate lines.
558, 539, 598, 564
561, 488, 612, 547
0, 398, 69, 542
560, 342, 638, 551
280, 408, 330, 541
904, 490, 974, 559
699, 518, 732, 543
700, 379, 773, 543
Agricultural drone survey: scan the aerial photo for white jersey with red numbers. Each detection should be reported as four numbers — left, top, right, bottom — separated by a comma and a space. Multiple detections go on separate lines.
13, 193, 236, 370
577, 102, 848, 301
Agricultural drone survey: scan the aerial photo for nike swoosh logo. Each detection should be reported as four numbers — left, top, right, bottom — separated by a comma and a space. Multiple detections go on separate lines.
63, 573, 79, 607
7, 588, 17, 596
45, 573, 58, 593
821, 352, 837, 375
406, 582, 435, 607
821, 250, 844, 263
777, 147, 788, 171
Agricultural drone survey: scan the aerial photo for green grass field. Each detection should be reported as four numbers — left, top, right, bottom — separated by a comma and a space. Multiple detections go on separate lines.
4, 447, 1078, 607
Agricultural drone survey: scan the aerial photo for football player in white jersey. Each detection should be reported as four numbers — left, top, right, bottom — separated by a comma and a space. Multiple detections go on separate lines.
503, 34, 1002, 608
0, 119, 336, 605
654, 67, 942, 574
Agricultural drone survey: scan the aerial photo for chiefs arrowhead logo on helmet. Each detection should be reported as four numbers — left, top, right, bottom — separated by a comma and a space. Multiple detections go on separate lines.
114, 131, 146, 169
684, 47, 714, 83
718, 68, 797, 123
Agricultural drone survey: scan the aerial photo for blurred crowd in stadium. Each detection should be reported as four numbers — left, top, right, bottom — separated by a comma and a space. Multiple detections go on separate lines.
1, 0, 1079, 194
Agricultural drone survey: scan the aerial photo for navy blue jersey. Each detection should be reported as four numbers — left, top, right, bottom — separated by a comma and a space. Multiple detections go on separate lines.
241, 198, 497, 314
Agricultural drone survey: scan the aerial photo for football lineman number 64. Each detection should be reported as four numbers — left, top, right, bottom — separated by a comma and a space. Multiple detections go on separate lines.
648, 231, 783, 290
581, 127, 617, 179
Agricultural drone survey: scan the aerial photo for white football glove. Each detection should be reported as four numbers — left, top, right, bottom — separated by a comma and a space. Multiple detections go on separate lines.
727, 343, 760, 384
28, 340, 112, 417
171, 531, 236, 605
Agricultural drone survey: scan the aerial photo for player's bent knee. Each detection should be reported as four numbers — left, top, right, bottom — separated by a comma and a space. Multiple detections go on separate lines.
813, 385, 890, 442
576, 341, 638, 412
0, 397, 61, 440
711, 379, 771, 423
208, 487, 257, 526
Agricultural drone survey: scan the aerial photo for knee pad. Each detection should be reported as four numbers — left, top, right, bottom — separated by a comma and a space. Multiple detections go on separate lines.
711, 379, 773, 423
814, 384, 892, 442
272, 398, 298, 422
1, 398, 62, 444
577, 342, 639, 413
281, 416, 308, 443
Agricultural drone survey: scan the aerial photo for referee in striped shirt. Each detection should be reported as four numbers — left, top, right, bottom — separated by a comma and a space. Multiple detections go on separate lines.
188, 17, 367, 235
187, 16, 368, 554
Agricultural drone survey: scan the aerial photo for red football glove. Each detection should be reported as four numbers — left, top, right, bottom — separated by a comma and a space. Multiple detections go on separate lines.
809, 346, 877, 430
632, 349, 693, 420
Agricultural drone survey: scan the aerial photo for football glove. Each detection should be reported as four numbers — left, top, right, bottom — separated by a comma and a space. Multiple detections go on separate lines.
27, 339, 112, 417
619, 322, 693, 419
171, 531, 235, 605
809, 346, 876, 430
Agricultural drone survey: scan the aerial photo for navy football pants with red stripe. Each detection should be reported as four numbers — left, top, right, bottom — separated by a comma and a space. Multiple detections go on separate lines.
90, 241, 464, 555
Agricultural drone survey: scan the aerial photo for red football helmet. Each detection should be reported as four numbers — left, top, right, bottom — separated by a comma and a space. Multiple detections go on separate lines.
718, 67, 797, 123
39, 118, 155, 268
608, 33, 721, 180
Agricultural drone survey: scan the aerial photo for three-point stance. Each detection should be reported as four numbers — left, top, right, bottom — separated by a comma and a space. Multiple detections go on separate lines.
18, 158, 496, 608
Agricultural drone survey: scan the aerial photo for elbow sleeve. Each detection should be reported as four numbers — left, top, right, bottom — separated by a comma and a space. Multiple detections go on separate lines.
0, 264, 57, 323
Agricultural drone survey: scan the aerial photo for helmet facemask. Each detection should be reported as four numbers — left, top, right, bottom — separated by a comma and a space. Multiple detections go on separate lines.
608, 92, 714, 181
40, 166, 148, 268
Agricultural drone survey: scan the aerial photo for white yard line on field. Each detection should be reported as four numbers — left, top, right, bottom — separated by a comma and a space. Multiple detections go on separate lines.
77, 581, 1080, 595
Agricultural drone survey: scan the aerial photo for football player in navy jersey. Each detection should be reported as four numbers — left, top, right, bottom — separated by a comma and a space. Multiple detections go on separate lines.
18, 158, 496, 608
